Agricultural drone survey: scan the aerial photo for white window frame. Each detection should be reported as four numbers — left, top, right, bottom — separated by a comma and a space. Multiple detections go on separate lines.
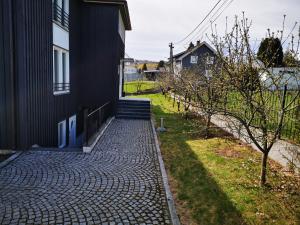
190, 55, 198, 64
206, 56, 214, 65
58, 120, 66, 148
205, 69, 212, 79
53, 45, 70, 95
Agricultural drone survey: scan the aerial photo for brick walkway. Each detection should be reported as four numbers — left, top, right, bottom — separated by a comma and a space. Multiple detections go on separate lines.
0, 119, 171, 225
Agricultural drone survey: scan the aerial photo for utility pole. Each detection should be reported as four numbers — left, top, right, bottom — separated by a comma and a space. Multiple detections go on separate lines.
169, 42, 174, 74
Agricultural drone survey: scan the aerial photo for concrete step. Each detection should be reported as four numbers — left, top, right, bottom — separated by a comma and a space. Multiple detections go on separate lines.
116, 112, 150, 118
116, 115, 151, 120
117, 106, 150, 112
118, 101, 150, 106
117, 100, 151, 120
117, 108, 150, 113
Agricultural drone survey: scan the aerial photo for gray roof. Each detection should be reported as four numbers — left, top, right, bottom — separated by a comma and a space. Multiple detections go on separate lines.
174, 41, 217, 61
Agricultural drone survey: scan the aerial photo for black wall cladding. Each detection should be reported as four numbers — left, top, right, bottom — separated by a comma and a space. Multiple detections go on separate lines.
0, 0, 124, 149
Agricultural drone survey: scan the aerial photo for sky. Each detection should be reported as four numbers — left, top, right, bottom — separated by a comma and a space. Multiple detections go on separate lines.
125, 0, 300, 61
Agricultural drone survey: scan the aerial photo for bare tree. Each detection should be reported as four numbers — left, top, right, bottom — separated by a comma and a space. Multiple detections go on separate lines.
158, 14, 300, 186
210, 14, 300, 186
180, 57, 226, 137
135, 78, 143, 94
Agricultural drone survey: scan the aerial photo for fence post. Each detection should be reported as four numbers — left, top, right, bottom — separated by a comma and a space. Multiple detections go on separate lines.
83, 109, 89, 146
278, 85, 288, 140
296, 97, 300, 142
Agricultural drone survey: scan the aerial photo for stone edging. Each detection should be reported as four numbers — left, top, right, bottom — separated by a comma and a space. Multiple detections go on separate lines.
150, 119, 181, 225
83, 117, 115, 153
0, 152, 23, 169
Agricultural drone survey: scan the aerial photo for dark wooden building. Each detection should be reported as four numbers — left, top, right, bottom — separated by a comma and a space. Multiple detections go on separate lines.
172, 41, 216, 75
0, 0, 131, 150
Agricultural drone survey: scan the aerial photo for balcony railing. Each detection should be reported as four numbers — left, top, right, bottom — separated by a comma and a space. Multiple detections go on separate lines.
53, 83, 70, 93
52, 2, 69, 31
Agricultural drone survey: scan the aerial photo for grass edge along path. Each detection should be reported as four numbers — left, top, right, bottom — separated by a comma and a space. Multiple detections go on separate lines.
132, 93, 300, 225
124, 81, 159, 95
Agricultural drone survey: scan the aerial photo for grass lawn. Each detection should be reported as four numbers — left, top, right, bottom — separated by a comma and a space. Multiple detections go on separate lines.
124, 81, 159, 95
226, 91, 300, 144
133, 93, 300, 225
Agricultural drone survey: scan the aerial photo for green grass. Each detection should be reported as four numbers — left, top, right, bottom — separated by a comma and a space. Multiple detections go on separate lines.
124, 81, 159, 95
134, 93, 300, 225
225, 91, 300, 144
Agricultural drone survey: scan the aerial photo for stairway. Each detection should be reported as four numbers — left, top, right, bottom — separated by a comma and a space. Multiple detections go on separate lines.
116, 99, 151, 120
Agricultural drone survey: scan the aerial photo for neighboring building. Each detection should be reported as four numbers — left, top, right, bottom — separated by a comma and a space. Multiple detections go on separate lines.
172, 41, 217, 75
0, 0, 131, 150
144, 70, 161, 81
261, 67, 300, 90
124, 58, 144, 82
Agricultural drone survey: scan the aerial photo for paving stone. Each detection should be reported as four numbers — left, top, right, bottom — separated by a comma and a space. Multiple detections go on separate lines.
0, 119, 171, 224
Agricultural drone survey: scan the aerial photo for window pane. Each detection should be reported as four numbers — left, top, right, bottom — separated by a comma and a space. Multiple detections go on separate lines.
191, 56, 198, 64
54, 49, 59, 84
58, 121, 65, 147
62, 52, 66, 89
58, 123, 62, 146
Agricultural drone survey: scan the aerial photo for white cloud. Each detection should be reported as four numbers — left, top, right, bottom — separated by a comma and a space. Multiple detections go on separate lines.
125, 0, 300, 61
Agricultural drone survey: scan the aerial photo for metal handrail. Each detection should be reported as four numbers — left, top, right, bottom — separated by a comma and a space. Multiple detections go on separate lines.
84, 102, 112, 146
88, 102, 110, 117
52, 2, 69, 30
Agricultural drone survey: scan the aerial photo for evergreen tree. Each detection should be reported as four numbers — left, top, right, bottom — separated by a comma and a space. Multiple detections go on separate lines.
156, 60, 165, 70
257, 37, 283, 67
142, 63, 148, 71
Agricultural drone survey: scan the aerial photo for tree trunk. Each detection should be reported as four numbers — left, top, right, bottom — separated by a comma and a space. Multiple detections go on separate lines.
260, 152, 268, 186
205, 114, 211, 139
173, 96, 176, 108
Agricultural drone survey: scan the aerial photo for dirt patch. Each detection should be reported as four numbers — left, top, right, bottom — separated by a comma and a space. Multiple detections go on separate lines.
215, 147, 244, 159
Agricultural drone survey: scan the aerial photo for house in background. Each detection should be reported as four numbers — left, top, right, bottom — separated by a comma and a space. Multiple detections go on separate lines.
172, 41, 217, 75
144, 70, 161, 81
0, 0, 131, 150
124, 58, 144, 82
262, 67, 300, 90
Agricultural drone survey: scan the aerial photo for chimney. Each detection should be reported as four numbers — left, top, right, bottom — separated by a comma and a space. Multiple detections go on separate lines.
197, 40, 201, 46
188, 42, 195, 50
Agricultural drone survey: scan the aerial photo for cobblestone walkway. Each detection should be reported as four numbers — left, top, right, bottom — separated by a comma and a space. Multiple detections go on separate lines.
0, 119, 171, 225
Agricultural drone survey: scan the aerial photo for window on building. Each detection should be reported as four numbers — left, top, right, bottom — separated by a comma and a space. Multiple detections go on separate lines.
58, 120, 66, 148
205, 69, 212, 78
191, 56, 198, 64
206, 56, 214, 65
62, 52, 66, 84
53, 0, 69, 30
53, 46, 70, 94
54, 49, 59, 85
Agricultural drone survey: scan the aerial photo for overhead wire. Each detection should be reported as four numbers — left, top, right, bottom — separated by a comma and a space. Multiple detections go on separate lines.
174, 0, 224, 45
185, 0, 232, 45
175, 0, 235, 52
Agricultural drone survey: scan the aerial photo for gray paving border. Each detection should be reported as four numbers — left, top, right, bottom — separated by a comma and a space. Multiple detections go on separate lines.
151, 119, 181, 225
83, 117, 115, 153
0, 152, 23, 169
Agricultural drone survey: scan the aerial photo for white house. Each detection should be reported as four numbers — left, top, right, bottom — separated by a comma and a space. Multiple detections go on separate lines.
261, 67, 300, 90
